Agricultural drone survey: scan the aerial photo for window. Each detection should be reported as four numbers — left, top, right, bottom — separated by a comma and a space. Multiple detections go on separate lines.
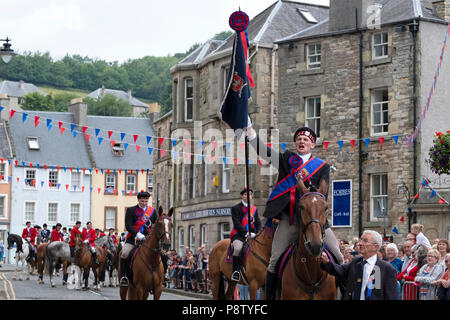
0, 195, 6, 218
184, 78, 193, 122
105, 173, 116, 194
126, 174, 137, 194
178, 227, 185, 253
222, 148, 230, 193
71, 172, 82, 190
47, 202, 58, 224
112, 142, 124, 156
371, 89, 389, 135
370, 174, 388, 220
24, 201, 36, 223
189, 225, 195, 249
200, 224, 207, 246
147, 173, 153, 194
105, 207, 117, 230
189, 164, 195, 199
305, 97, 321, 138
24, 169, 37, 189
372, 32, 388, 59
69, 203, 81, 224
220, 222, 231, 240
48, 170, 58, 190
0, 162, 7, 182
307, 44, 321, 70
223, 66, 230, 94
27, 137, 40, 150
298, 8, 318, 23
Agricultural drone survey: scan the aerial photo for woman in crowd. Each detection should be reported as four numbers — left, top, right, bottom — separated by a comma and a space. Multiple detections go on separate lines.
397, 244, 428, 282
414, 249, 445, 300
386, 243, 403, 274
343, 247, 355, 264
437, 239, 450, 267
199, 247, 209, 294
433, 253, 450, 300
397, 244, 405, 261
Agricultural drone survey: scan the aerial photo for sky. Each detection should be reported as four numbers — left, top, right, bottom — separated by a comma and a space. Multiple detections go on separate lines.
0, 0, 329, 63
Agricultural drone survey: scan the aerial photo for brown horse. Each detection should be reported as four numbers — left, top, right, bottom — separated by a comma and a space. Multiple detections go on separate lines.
37, 243, 48, 284
120, 207, 173, 300
280, 178, 336, 299
73, 234, 106, 290
209, 226, 273, 300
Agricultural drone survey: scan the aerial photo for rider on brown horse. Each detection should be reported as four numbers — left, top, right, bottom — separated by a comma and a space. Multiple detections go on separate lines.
230, 188, 261, 282
82, 222, 98, 265
245, 125, 344, 299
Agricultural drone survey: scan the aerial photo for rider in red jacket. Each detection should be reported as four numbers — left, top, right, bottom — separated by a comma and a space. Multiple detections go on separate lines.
51, 223, 64, 242
82, 221, 98, 265
22, 221, 37, 260
69, 221, 82, 258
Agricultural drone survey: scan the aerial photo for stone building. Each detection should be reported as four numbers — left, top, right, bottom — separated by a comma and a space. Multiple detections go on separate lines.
0, 80, 46, 109
165, 0, 330, 253
274, 0, 450, 242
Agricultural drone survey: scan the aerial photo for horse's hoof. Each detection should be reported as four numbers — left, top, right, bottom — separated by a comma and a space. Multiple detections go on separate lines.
26, 277, 30, 280
12, 277, 16, 281
62, 281, 67, 286
18, 278, 22, 281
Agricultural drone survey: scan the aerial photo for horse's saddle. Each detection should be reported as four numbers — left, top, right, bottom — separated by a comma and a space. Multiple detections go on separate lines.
225, 241, 251, 265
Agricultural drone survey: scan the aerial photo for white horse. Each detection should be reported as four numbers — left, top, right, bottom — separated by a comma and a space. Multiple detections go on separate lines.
6, 233, 36, 281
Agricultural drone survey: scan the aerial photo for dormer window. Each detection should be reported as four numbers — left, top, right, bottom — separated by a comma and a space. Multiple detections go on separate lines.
112, 142, 124, 156
297, 8, 318, 24
27, 137, 40, 150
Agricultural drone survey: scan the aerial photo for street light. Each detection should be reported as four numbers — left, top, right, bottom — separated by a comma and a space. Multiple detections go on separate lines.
0, 37, 16, 63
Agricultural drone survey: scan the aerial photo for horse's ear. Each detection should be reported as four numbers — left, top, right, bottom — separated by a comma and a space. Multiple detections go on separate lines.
296, 178, 308, 195
318, 178, 328, 196
158, 206, 163, 216
168, 207, 174, 217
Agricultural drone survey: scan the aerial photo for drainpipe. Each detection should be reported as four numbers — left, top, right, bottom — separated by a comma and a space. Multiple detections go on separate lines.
357, 9, 364, 238
269, 44, 278, 190
409, 19, 419, 227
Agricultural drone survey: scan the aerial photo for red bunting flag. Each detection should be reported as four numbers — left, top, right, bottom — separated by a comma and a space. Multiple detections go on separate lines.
60, 127, 65, 135
130, 170, 133, 174
400, 216, 405, 222
414, 193, 420, 199
58, 121, 63, 129
49, 181, 53, 187
82, 126, 88, 134
82, 186, 85, 192
186, 153, 191, 160
29, 162, 33, 167
185, 139, 190, 148
9, 110, 15, 119
323, 141, 329, 150
136, 145, 140, 153
17, 177, 19, 182
95, 169, 98, 174
14, 160, 18, 166
108, 131, 113, 139
160, 149, 166, 157
98, 188, 101, 194
438, 198, 446, 204
56, 166, 59, 171
159, 137, 164, 146
350, 140, 356, 149
34, 116, 40, 127
32, 179, 36, 187
133, 134, 138, 143
240, 142, 245, 150
69, 167, 72, 172
65, 184, 69, 190
0, 158, 3, 163
129, 191, 133, 196
107, 169, 110, 174
258, 159, 263, 167
119, 169, 122, 174
44, 164, 47, 169
141, 169, 144, 174
267, 143, 272, 148
114, 189, 117, 195
85, 134, 91, 142
0, 175, 3, 181
212, 141, 217, 150
234, 158, 238, 165
379, 137, 385, 147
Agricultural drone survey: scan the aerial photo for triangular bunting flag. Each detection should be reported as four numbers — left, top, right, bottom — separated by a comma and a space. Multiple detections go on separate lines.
9, 110, 15, 119
160, 149, 165, 157
22, 113, 28, 123
350, 140, 356, 149
146, 136, 152, 144
136, 145, 140, 153
148, 148, 153, 155
95, 128, 100, 137
82, 126, 88, 134
85, 134, 90, 142
35, 116, 40, 127
108, 130, 113, 139
379, 137, 385, 147
438, 198, 445, 204
281, 143, 287, 152
159, 137, 164, 146
430, 190, 437, 198
323, 141, 329, 150
120, 132, 126, 141
364, 138, 370, 147
133, 134, 138, 143
98, 137, 104, 145
392, 226, 399, 235
393, 135, 399, 144
212, 141, 217, 150
337, 141, 343, 150
70, 123, 76, 132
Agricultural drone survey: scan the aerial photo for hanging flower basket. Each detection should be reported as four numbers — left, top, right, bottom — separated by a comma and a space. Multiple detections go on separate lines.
428, 131, 450, 175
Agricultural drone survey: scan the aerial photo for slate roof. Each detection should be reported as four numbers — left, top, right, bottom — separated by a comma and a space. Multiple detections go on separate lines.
0, 122, 13, 159
85, 115, 154, 170
87, 88, 148, 108
0, 80, 46, 98
277, 0, 446, 43
8, 111, 92, 169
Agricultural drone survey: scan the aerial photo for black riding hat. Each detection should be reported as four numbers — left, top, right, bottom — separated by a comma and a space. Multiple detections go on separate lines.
137, 191, 151, 199
293, 127, 317, 143
240, 187, 253, 195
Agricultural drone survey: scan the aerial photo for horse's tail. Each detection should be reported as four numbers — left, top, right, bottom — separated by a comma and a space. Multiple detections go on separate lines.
218, 274, 226, 300
44, 245, 52, 275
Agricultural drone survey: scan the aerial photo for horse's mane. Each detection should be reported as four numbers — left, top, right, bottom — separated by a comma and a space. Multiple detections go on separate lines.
9, 234, 23, 252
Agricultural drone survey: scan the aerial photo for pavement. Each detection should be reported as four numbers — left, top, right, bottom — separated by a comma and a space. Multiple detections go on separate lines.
0, 263, 212, 300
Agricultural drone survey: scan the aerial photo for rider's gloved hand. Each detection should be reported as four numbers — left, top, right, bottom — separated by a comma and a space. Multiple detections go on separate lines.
136, 232, 145, 240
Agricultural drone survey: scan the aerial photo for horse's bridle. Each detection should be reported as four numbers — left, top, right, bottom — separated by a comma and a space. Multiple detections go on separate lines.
299, 192, 326, 257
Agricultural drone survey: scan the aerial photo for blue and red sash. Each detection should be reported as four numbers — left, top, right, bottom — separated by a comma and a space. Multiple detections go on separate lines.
267, 155, 326, 225
230, 205, 257, 239
127, 206, 156, 239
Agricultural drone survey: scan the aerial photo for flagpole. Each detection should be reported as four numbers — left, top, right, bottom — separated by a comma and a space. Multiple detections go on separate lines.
245, 133, 251, 237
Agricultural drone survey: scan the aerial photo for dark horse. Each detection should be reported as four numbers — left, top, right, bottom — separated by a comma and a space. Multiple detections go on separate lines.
120, 207, 173, 300
6, 233, 37, 280
280, 178, 336, 299
209, 226, 273, 300
73, 234, 107, 290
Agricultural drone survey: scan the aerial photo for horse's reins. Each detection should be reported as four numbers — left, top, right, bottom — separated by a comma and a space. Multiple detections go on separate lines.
292, 191, 328, 299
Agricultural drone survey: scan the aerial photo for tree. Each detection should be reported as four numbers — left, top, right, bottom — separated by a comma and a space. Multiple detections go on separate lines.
21, 92, 55, 111
85, 94, 132, 117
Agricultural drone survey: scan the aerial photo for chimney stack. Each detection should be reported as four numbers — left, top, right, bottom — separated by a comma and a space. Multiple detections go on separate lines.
432, 0, 450, 21
19, 80, 24, 89
68, 98, 87, 126
101, 84, 105, 97
0, 93, 9, 122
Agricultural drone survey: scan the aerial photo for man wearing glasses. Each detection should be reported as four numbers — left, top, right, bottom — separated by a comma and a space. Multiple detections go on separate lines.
320, 230, 399, 300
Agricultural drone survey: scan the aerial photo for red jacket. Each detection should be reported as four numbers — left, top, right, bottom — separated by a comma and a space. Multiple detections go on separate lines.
22, 227, 37, 246
69, 226, 82, 247
82, 228, 96, 247
397, 260, 419, 282
51, 229, 64, 242
110, 234, 118, 245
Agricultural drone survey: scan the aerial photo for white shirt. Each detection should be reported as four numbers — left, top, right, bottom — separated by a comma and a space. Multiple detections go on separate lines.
298, 153, 311, 163
360, 254, 378, 300
415, 232, 431, 249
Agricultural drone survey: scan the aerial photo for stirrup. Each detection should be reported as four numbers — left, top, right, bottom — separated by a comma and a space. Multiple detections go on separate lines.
231, 270, 240, 282
120, 276, 129, 287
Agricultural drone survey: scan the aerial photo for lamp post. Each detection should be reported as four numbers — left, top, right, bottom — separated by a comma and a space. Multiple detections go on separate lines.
0, 37, 16, 63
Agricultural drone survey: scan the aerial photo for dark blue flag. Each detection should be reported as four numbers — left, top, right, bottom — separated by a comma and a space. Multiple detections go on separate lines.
220, 32, 251, 131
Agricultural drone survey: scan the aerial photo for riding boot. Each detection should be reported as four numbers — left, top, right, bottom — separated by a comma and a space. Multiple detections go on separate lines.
92, 251, 99, 265
119, 258, 129, 287
231, 256, 240, 282
161, 253, 169, 284
265, 270, 277, 300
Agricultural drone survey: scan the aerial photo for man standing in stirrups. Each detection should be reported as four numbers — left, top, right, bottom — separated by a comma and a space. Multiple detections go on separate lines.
119, 191, 170, 287
245, 125, 344, 299
230, 188, 262, 282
